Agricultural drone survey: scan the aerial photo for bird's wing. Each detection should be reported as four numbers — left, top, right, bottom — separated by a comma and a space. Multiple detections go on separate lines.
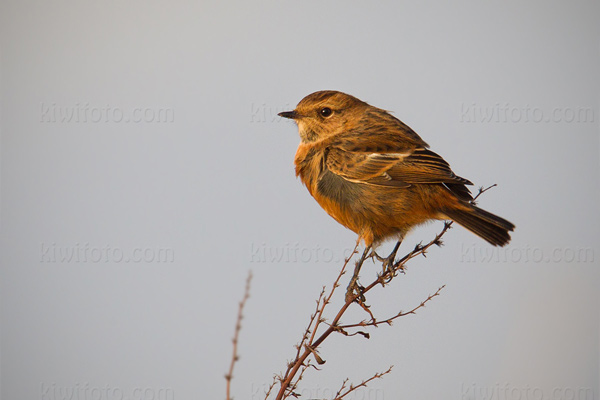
324, 150, 412, 188
325, 132, 473, 190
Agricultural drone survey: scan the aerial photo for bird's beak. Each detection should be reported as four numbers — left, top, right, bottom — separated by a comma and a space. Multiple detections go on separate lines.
278, 110, 299, 120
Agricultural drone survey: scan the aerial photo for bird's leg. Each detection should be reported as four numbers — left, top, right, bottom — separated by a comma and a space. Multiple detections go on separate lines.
345, 245, 371, 303
371, 240, 402, 280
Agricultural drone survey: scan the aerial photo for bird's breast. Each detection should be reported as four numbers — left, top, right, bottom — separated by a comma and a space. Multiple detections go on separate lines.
294, 144, 322, 190
294, 144, 366, 235
315, 168, 362, 207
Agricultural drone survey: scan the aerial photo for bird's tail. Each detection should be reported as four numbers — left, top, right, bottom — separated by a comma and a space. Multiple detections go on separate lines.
443, 206, 515, 246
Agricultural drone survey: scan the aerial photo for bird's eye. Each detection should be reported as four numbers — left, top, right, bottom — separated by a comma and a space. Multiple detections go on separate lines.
320, 107, 333, 118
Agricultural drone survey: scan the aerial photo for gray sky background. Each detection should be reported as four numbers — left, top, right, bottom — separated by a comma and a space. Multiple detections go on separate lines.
1, 1, 598, 399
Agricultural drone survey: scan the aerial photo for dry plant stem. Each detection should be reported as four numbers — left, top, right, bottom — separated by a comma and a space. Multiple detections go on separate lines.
277, 288, 327, 397
308, 242, 359, 350
273, 230, 446, 400
272, 185, 496, 400
337, 285, 445, 330
273, 245, 399, 400
225, 271, 252, 400
333, 366, 394, 400
274, 243, 360, 400
262, 381, 277, 400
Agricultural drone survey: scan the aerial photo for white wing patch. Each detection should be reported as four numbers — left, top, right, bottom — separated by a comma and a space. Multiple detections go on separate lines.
367, 152, 411, 161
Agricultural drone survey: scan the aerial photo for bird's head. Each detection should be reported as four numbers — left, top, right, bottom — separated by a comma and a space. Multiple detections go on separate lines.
279, 91, 369, 143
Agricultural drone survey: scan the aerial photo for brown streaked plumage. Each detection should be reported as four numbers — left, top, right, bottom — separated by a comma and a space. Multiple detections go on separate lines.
279, 90, 515, 247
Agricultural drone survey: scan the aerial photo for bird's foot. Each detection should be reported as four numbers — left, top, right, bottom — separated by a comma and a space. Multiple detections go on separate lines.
373, 240, 402, 281
345, 246, 371, 303
345, 276, 365, 303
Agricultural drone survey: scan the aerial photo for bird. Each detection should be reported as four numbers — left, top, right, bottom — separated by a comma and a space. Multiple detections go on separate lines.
278, 90, 515, 250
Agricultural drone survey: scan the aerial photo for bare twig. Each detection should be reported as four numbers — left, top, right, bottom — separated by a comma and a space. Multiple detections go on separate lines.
268, 185, 498, 399
337, 285, 445, 330
225, 270, 252, 400
272, 236, 437, 400
281, 288, 326, 397
263, 380, 277, 400
473, 184, 497, 203
333, 366, 394, 400
274, 241, 360, 399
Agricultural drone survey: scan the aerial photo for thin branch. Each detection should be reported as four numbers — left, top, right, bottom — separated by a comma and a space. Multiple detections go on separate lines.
270, 185, 498, 400
293, 287, 326, 367
225, 270, 252, 400
274, 226, 442, 400
310, 240, 361, 345
333, 366, 394, 400
274, 242, 360, 399
278, 289, 327, 398
337, 285, 445, 330
263, 380, 277, 400
473, 184, 497, 203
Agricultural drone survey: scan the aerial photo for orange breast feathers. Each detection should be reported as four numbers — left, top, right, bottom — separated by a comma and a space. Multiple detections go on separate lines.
293, 142, 370, 242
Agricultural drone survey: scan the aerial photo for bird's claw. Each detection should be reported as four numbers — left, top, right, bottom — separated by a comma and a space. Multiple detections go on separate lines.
345, 276, 366, 303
